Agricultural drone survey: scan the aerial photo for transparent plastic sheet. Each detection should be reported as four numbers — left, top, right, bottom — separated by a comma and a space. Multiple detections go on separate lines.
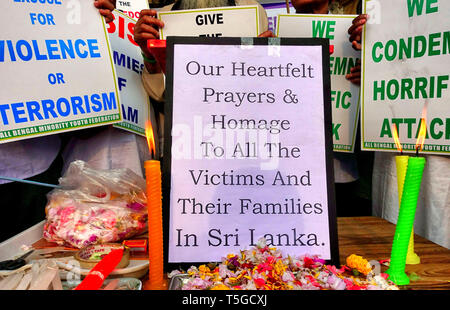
43, 160, 148, 249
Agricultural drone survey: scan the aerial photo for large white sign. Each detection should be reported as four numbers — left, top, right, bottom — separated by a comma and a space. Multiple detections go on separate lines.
107, 10, 150, 136
278, 14, 360, 152
361, 0, 450, 154
164, 38, 338, 264
0, 0, 121, 143
158, 6, 260, 39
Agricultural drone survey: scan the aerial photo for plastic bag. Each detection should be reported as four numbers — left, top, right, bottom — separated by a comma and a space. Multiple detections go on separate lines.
43, 160, 147, 248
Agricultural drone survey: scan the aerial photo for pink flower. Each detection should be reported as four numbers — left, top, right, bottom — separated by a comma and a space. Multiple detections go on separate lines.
256, 262, 273, 273
254, 278, 265, 288
325, 265, 345, 275
343, 278, 362, 290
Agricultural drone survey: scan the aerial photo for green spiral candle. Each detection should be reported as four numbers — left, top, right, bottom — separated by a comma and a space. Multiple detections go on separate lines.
386, 156, 426, 285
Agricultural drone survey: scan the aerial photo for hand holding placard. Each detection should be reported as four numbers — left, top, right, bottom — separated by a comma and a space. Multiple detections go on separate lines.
347, 14, 367, 51
133, 9, 165, 73
277, 14, 360, 152
94, 0, 116, 23
0, 0, 121, 143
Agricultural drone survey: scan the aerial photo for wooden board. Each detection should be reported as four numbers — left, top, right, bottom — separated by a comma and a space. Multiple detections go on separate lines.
337, 216, 450, 290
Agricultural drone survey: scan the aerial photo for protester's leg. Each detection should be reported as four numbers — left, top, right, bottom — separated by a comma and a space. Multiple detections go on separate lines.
0, 153, 63, 243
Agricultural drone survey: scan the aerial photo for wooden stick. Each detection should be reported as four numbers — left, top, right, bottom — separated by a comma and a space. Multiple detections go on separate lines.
16, 272, 32, 290
29, 261, 59, 290
0, 272, 24, 290
285, 0, 290, 14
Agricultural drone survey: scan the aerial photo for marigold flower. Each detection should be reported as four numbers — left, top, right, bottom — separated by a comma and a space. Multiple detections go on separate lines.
346, 254, 373, 275
210, 284, 230, 290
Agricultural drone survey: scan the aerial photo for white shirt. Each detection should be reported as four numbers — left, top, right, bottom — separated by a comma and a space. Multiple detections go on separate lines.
0, 135, 61, 184
62, 126, 151, 178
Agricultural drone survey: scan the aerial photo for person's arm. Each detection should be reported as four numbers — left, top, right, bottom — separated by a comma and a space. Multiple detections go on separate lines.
94, 0, 116, 23
346, 14, 367, 85
134, 10, 165, 74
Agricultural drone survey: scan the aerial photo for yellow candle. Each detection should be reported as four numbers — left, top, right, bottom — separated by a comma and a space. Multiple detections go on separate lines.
392, 121, 421, 266
395, 156, 420, 265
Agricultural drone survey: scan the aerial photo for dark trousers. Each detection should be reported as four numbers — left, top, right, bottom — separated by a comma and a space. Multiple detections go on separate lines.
0, 154, 63, 243
335, 127, 374, 217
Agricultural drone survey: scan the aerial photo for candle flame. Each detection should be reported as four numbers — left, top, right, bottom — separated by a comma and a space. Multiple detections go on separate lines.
145, 121, 156, 158
392, 123, 402, 153
415, 103, 428, 153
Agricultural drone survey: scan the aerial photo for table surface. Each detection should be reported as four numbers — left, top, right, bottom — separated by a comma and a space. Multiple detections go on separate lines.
337, 216, 450, 290
142, 216, 450, 290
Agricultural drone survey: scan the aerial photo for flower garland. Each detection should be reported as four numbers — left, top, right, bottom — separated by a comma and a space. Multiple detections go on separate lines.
168, 239, 398, 290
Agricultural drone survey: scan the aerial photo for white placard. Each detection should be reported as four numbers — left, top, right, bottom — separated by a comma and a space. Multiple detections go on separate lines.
117, 0, 149, 19
0, 0, 121, 143
278, 14, 360, 152
164, 38, 338, 264
361, 0, 450, 154
158, 6, 260, 39
107, 10, 150, 136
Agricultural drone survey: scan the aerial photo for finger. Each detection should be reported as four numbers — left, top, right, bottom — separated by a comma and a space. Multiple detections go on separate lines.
348, 16, 367, 35
139, 15, 164, 29
352, 41, 362, 51
345, 75, 361, 85
349, 77, 361, 85
105, 15, 115, 23
138, 9, 159, 18
346, 71, 361, 79
94, 0, 115, 11
346, 72, 361, 83
350, 65, 361, 73
138, 32, 162, 40
98, 8, 112, 17
136, 23, 161, 39
349, 25, 363, 42
351, 14, 368, 26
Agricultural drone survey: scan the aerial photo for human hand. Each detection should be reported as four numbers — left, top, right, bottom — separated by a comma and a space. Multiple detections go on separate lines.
134, 10, 165, 55
348, 14, 368, 51
345, 59, 361, 86
258, 30, 275, 38
94, 0, 116, 23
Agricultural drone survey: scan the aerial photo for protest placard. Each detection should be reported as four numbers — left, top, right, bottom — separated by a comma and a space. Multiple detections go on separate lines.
0, 0, 121, 143
361, 0, 450, 154
278, 14, 360, 152
157, 5, 260, 39
163, 37, 339, 267
107, 10, 151, 136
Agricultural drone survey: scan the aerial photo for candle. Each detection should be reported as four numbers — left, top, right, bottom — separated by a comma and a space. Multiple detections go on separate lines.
393, 125, 420, 265
386, 118, 427, 285
144, 121, 166, 290
386, 156, 425, 285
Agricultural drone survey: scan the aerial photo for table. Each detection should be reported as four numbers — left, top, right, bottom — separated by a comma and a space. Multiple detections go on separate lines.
337, 216, 450, 290
142, 216, 450, 290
